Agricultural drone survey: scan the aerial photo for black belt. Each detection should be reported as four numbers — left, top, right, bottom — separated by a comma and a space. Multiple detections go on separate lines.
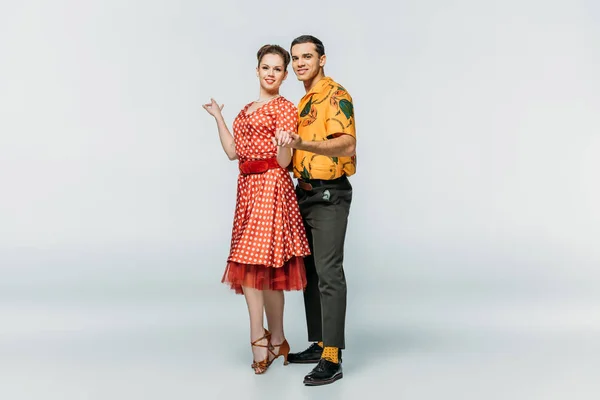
297, 175, 347, 191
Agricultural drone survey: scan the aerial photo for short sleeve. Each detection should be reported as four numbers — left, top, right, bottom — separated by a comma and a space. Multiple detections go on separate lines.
276, 99, 298, 133
326, 89, 356, 139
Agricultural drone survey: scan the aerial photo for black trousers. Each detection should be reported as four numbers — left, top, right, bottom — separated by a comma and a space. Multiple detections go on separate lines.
296, 176, 352, 349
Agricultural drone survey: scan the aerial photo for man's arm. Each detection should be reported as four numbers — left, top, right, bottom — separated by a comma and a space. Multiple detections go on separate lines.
285, 132, 356, 157
276, 87, 356, 157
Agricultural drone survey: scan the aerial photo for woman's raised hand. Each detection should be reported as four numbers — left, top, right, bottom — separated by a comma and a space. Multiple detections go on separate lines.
202, 98, 224, 118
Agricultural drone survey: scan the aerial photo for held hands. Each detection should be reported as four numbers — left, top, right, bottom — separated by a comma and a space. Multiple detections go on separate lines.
202, 98, 224, 118
271, 129, 302, 149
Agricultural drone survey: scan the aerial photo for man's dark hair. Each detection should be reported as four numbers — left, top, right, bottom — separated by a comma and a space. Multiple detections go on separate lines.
290, 35, 325, 57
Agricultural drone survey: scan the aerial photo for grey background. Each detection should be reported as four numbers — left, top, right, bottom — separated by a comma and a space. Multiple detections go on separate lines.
1, 0, 599, 399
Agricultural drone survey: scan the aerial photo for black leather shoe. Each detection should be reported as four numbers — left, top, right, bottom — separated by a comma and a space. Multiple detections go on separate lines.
287, 343, 323, 364
303, 358, 343, 386
288, 343, 343, 364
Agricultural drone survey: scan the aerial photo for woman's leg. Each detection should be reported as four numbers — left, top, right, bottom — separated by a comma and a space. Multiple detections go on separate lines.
263, 289, 285, 348
242, 286, 268, 373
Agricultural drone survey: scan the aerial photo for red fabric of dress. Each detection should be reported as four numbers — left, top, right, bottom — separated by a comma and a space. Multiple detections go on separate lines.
222, 97, 311, 294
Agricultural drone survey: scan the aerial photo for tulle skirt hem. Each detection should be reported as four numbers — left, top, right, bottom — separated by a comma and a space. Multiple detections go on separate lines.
221, 256, 307, 295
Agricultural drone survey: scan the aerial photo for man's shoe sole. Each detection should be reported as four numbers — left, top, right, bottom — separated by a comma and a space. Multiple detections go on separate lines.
288, 356, 343, 364
303, 372, 343, 386
287, 358, 321, 364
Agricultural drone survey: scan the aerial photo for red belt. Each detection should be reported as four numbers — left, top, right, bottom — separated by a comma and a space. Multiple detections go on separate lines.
239, 158, 281, 175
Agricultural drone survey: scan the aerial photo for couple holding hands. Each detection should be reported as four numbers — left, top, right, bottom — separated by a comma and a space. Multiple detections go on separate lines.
203, 34, 356, 386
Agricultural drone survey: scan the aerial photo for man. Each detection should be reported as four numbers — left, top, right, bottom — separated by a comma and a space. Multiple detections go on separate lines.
274, 35, 356, 386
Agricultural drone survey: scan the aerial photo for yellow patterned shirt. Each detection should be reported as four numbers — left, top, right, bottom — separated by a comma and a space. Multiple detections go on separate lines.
292, 77, 356, 180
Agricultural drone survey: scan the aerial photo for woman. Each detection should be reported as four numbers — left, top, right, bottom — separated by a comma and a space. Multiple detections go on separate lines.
202, 44, 310, 374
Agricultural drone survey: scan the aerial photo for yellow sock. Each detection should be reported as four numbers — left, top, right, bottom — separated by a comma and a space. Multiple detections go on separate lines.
317, 341, 324, 348
321, 346, 339, 364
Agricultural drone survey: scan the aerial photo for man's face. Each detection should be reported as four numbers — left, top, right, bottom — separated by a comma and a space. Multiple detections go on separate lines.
291, 42, 325, 82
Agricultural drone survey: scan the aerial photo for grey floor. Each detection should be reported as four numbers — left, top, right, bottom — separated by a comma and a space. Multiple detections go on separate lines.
2, 246, 599, 400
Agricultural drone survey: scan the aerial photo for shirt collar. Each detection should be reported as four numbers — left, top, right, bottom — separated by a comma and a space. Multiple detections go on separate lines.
303, 76, 334, 99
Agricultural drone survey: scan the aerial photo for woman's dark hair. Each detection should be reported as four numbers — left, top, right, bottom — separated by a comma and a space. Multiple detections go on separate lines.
290, 35, 325, 57
256, 44, 291, 70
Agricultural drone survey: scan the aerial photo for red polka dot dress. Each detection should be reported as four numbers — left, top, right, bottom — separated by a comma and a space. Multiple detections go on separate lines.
221, 96, 311, 294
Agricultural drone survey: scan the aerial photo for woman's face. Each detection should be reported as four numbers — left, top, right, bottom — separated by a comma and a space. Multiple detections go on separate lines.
256, 53, 288, 92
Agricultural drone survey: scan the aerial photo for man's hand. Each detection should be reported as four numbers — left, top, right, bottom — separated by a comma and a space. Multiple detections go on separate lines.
272, 129, 303, 149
